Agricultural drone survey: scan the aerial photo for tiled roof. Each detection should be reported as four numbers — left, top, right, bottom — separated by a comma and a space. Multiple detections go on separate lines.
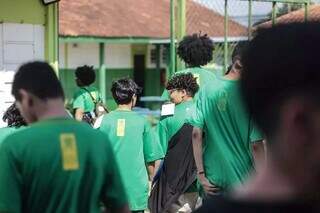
59, 0, 247, 38
258, 5, 320, 28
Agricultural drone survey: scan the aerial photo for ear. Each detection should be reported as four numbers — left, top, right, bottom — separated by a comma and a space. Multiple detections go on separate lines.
181, 89, 187, 97
19, 89, 33, 107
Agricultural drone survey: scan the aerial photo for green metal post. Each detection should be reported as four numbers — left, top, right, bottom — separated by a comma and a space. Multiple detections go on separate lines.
272, 1, 277, 26
156, 44, 161, 94
224, 0, 229, 72
45, 3, 59, 75
177, 0, 186, 71
170, 0, 176, 77
248, 0, 252, 39
304, 2, 309, 22
99, 43, 107, 104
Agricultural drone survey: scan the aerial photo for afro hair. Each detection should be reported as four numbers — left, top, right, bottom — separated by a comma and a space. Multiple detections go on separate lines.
3, 103, 27, 127
166, 73, 199, 97
177, 33, 214, 67
75, 65, 96, 86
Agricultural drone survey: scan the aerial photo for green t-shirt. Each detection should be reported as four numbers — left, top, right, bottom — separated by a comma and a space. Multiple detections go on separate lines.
99, 110, 164, 211
0, 118, 127, 213
187, 77, 263, 190
161, 67, 216, 101
156, 100, 195, 153
0, 127, 20, 145
73, 86, 102, 113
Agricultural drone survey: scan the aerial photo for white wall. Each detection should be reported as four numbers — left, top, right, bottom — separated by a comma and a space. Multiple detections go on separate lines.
67, 43, 99, 69
0, 23, 45, 127
105, 44, 131, 69
60, 43, 132, 69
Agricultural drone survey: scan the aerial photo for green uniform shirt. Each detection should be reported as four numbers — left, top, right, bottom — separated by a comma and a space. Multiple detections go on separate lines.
0, 127, 19, 145
156, 100, 195, 153
99, 110, 164, 211
187, 77, 263, 190
161, 67, 216, 101
0, 118, 126, 213
73, 86, 101, 113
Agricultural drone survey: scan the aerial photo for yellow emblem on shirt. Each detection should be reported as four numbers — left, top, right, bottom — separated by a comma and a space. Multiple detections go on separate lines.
117, 119, 126, 137
60, 133, 79, 171
193, 74, 200, 86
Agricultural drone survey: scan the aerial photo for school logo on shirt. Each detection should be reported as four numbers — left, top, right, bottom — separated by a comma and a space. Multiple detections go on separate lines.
216, 90, 228, 111
117, 119, 126, 137
60, 133, 79, 171
193, 74, 200, 86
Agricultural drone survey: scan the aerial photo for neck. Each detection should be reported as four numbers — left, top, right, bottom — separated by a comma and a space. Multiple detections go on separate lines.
233, 159, 297, 202
183, 96, 193, 102
35, 98, 68, 122
117, 104, 132, 111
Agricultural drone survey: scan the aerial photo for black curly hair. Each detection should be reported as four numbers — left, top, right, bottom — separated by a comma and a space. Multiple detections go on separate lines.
166, 73, 199, 97
2, 103, 27, 127
177, 33, 214, 67
111, 78, 142, 105
75, 65, 96, 86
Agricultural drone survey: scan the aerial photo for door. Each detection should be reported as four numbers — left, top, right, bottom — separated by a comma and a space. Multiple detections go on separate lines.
133, 54, 145, 107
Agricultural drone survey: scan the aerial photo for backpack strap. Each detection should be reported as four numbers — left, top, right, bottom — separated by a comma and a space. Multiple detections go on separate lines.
82, 87, 98, 104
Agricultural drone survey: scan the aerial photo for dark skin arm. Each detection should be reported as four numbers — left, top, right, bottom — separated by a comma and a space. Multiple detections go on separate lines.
251, 140, 266, 171
192, 127, 220, 195
103, 204, 131, 213
147, 161, 156, 181
74, 108, 84, 121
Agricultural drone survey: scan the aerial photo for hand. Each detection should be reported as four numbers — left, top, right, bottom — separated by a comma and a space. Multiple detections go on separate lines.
198, 174, 221, 196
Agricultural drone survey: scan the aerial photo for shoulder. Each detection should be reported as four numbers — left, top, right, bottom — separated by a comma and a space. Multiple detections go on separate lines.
73, 88, 85, 98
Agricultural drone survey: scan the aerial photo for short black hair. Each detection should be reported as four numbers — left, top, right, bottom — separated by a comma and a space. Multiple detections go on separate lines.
177, 33, 214, 67
75, 65, 96, 86
2, 103, 27, 127
241, 22, 320, 136
166, 73, 199, 97
111, 78, 142, 105
12, 61, 64, 101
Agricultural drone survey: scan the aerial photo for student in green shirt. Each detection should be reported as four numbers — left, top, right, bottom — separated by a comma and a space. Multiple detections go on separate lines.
162, 33, 216, 101
73, 65, 103, 124
0, 103, 27, 145
0, 61, 129, 213
99, 78, 164, 212
150, 73, 199, 213
189, 43, 265, 198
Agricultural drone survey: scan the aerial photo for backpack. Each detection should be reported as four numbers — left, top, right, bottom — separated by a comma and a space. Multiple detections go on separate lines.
82, 88, 109, 125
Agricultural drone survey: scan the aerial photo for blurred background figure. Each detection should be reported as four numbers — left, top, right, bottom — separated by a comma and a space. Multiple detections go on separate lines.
196, 22, 320, 212
0, 103, 27, 144
73, 65, 107, 125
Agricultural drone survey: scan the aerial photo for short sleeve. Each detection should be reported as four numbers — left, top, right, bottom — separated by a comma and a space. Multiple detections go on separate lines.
249, 121, 264, 143
143, 121, 164, 163
155, 120, 169, 154
0, 139, 22, 212
73, 92, 85, 110
186, 89, 205, 129
103, 139, 128, 209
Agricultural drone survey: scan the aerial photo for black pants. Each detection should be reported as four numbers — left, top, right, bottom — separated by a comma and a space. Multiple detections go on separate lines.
132, 211, 144, 213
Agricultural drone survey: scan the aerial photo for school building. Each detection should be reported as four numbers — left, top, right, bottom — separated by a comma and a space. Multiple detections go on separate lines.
58, 0, 248, 109
0, 0, 59, 127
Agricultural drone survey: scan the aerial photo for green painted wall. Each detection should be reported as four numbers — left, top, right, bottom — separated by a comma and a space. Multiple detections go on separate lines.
0, 0, 46, 24
60, 67, 164, 111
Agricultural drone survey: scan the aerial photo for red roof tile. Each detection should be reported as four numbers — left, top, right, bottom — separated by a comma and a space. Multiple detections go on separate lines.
259, 5, 320, 28
59, 0, 247, 38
